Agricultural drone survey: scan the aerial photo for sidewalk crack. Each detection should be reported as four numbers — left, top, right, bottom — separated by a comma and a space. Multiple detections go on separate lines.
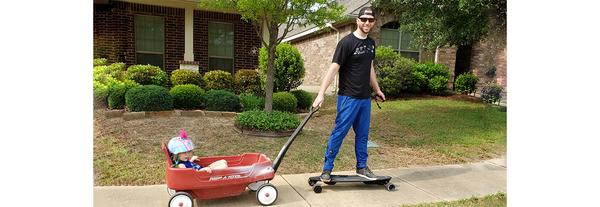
396, 177, 445, 201
280, 175, 312, 207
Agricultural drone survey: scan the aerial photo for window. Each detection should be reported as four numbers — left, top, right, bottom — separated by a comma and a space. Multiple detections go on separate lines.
208, 22, 234, 73
380, 22, 420, 61
135, 15, 164, 69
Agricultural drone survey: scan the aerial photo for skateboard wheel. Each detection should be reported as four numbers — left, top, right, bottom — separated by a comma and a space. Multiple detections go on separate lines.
324, 181, 336, 185
308, 179, 317, 186
313, 185, 322, 193
385, 183, 396, 191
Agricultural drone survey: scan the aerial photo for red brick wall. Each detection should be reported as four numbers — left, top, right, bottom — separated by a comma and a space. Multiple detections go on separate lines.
194, 11, 261, 74
93, 2, 184, 75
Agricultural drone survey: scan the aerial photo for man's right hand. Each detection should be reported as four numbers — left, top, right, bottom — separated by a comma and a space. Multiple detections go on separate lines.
312, 94, 324, 108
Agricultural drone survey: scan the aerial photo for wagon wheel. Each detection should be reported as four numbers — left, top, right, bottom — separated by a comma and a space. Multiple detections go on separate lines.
168, 192, 194, 207
256, 183, 278, 206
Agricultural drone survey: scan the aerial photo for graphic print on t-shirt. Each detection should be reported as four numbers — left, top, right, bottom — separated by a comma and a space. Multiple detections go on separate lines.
353, 44, 375, 56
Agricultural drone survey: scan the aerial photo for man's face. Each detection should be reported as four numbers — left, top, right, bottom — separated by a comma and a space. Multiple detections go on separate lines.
356, 16, 376, 34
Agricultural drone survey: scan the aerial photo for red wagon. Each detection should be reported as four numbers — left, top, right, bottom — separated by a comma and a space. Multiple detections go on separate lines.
163, 108, 318, 207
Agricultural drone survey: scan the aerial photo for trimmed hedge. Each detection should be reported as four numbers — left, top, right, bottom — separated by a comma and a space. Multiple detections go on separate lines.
171, 69, 203, 86
235, 110, 300, 132
93, 81, 109, 108
272, 92, 297, 112
378, 57, 417, 97
126, 64, 169, 86
94, 58, 108, 67
413, 62, 451, 94
428, 76, 449, 95
454, 72, 478, 94
204, 90, 241, 111
170, 84, 205, 109
125, 85, 173, 112
259, 42, 305, 92
239, 93, 265, 111
375, 46, 399, 69
203, 70, 233, 91
234, 69, 262, 95
290, 90, 312, 110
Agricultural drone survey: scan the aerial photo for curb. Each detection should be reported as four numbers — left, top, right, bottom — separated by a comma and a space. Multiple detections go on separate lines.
102, 110, 311, 121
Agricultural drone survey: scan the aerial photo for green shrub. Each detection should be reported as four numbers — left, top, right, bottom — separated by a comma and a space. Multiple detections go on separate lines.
375, 46, 400, 69
428, 76, 449, 95
239, 93, 265, 111
235, 110, 300, 132
126, 64, 169, 86
454, 72, 479, 94
203, 70, 233, 91
94, 58, 108, 67
259, 43, 305, 92
171, 69, 202, 86
481, 82, 503, 104
272, 92, 298, 112
413, 62, 451, 93
204, 90, 241, 111
234, 69, 262, 95
93, 81, 109, 108
125, 85, 173, 112
290, 90, 312, 110
405, 70, 427, 93
170, 84, 205, 109
378, 57, 417, 97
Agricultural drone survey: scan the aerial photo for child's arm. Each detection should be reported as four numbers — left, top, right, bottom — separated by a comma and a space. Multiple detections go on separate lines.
198, 166, 212, 173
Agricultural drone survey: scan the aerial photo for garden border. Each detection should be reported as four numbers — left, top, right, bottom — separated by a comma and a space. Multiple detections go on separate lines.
100, 109, 309, 121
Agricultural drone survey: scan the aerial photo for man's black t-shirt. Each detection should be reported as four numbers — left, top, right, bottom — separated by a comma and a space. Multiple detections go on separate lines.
332, 33, 376, 99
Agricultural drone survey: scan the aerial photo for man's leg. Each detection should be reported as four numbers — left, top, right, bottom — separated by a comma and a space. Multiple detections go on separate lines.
353, 98, 371, 170
322, 95, 361, 172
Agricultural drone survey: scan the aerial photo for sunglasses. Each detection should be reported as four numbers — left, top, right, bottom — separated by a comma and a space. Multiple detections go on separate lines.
359, 18, 376, 23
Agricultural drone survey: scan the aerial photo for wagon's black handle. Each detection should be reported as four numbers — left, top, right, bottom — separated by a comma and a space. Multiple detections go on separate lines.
272, 106, 319, 172
373, 95, 383, 109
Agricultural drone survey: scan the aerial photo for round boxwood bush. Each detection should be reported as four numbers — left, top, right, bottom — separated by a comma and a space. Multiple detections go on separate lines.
428, 76, 449, 95
106, 80, 139, 110
170, 84, 205, 109
239, 93, 265, 111
272, 92, 297, 112
481, 82, 503, 104
125, 85, 173, 112
93, 81, 109, 108
454, 72, 479, 95
94, 58, 108, 67
126, 64, 169, 86
235, 110, 300, 132
203, 70, 233, 91
259, 42, 305, 92
171, 69, 202, 86
378, 57, 417, 97
204, 90, 241, 111
375, 46, 400, 69
234, 69, 262, 95
290, 90, 312, 110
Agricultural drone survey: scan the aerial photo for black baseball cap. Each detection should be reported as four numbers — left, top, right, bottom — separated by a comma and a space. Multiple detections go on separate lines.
358, 7, 376, 19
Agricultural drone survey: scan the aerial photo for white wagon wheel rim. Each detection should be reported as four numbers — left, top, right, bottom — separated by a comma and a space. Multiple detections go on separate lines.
169, 194, 193, 207
257, 185, 277, 205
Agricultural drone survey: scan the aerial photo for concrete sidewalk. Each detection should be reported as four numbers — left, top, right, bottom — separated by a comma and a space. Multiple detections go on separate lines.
94, 157, 506, 207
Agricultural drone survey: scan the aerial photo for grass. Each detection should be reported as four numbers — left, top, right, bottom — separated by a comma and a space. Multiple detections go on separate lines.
401, 192, 506, 207
93, 95, 506, 185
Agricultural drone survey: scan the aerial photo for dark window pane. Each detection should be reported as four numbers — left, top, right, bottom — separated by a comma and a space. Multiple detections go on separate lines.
209, 57, 233, 73
400, 51, 419, 62
208, 22, 234, 57
135, 15, 164, 52
136, 53, 164, 70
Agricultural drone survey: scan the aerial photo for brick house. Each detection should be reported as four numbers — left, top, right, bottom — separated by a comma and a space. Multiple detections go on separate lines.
93, 0, 262, 75
284, 0, 506, 103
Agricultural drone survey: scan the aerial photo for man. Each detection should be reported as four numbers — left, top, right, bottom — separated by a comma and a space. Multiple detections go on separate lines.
311, 7, 386, 181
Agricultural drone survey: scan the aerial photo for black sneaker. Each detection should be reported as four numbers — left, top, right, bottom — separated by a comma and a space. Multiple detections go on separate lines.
356, 167, 377, 180
320, 170, 332, 182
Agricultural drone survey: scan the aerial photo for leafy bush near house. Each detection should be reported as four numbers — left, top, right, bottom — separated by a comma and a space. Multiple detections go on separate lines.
107, 80, 139, 110
234, 110, 300, 132
413, 62, 451, 93
378, 57, 417, 97
259, 43, 305, 92
428, 76, 449, 95
94, 58, 108, 67
204, 90, 241, 111
93, 81, 109, 108
234, 69, 262, 95
126, 64, 169, 86
203, 70, 233, 91
239, 93, 265, 111
375, 46, 400, 69
93, 62, 132, 108
170, 84, 205, 109
481, 82, 503, 104
454, 72, 479, 94
272, 92, 298, 112
171, 69, 203, 86
290, 89, 313, 110
125, 85, 173, 112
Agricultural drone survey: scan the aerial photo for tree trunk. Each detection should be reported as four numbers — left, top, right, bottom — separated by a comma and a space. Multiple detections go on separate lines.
264, 44, 276, 113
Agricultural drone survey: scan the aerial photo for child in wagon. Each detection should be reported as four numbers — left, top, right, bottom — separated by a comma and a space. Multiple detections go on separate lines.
167, 129, 228, 173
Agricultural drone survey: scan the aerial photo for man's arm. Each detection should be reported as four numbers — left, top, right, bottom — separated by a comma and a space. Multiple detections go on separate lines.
370, 61, 386, 101
312, 63, 341, 107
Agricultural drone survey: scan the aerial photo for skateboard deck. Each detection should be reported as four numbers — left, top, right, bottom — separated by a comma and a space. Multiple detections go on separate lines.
308, 174, 396, 193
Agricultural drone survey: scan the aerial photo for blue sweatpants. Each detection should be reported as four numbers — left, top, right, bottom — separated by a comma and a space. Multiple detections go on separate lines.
322, 95, 371, 171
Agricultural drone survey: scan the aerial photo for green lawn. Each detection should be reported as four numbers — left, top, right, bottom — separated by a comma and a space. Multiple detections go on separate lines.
93, 95, 506, 185
401, 192, 506, 207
